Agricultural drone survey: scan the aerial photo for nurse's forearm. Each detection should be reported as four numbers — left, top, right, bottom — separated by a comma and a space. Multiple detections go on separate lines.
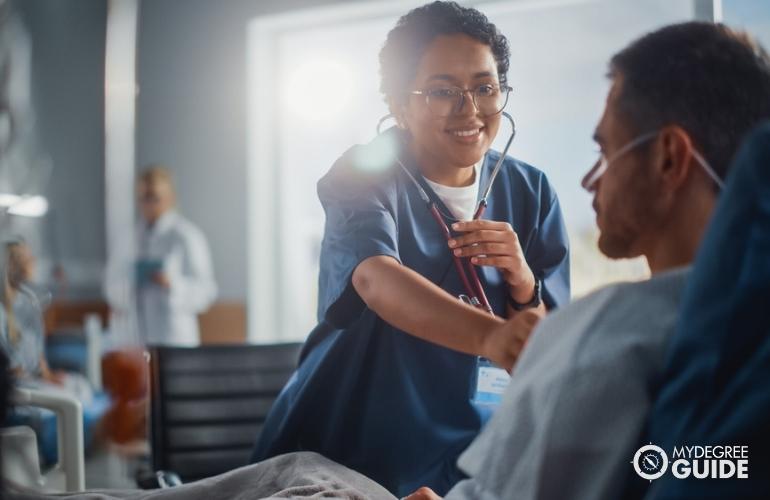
352, 255, 505, 357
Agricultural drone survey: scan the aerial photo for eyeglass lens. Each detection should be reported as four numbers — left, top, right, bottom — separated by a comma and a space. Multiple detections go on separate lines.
426, 87, 510, 117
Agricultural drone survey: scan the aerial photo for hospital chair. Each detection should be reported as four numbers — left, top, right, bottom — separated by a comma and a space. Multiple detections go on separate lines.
45, 313, 104, 390
0, 387, 85, 493
148, 343, 302, 483
624, 122, 770, 499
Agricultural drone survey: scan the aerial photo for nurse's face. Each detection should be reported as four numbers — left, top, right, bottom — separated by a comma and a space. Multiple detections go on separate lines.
398, 34, 503, 176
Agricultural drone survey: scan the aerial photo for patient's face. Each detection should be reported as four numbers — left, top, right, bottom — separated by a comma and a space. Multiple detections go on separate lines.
7, 243, 35, 286
588, 76, 662, 259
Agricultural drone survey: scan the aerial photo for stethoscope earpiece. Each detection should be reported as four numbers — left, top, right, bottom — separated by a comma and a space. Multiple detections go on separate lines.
376, 114, 396, 135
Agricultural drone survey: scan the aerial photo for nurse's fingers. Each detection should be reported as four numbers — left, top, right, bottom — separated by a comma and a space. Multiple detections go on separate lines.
500, 336, 527, 372
453, 242, 510, 257
452, 220, 512, 232
469, 255, 515, 268
449, 229, 515, 248
499, 312, 542, 370
517, 308, 544, 328
514, 313, 541, 349
484, 318, 520, 368
403, 487, 442, 500
521, 306, 546, 321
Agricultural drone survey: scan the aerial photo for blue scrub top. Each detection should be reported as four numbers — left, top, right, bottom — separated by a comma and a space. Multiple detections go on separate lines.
251, 128, 570, 497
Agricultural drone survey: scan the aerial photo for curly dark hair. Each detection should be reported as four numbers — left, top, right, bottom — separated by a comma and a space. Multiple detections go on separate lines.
379, 1, 510, 105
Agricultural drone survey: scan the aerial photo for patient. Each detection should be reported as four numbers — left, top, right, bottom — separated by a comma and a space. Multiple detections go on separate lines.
0, 240, 105, 466
0, 240, 92, 402
0, 240, 61, 385
405, 22, 770, 500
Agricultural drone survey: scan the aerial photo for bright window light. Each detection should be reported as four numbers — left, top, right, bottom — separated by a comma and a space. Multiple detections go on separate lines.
0, 193, 22, 207
285, 58, 356, 123
7, 195, 49, 217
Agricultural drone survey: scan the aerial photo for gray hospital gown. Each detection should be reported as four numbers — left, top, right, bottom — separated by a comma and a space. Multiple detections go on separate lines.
447, 267, 690, 500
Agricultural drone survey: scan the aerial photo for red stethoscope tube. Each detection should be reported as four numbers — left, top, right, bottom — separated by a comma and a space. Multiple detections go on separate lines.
428, 202, 494, 314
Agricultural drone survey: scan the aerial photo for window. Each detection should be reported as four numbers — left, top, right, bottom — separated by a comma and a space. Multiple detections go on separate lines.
722, 0, 770, 47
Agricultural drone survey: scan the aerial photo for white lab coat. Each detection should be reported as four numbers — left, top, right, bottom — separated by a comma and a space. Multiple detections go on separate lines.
104, 211, 217, 346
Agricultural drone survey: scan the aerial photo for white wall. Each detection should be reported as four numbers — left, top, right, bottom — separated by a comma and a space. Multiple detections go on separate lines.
13, 0, 107, 299
135, 0, 364, 301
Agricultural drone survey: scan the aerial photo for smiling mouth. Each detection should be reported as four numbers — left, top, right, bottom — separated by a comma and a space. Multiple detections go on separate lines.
448, 126, 485, 141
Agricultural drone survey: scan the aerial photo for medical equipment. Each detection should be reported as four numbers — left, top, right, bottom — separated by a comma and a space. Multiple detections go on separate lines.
582, 130, 725, 191
376, 111, 517, 314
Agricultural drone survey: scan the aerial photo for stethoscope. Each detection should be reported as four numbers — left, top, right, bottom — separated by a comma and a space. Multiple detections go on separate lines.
376, 111, 517, 315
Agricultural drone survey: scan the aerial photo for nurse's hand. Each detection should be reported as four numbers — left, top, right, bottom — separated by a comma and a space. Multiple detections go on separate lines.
404, 487, 442, 500
483, 309, 543, 372
449, 220, 535, 303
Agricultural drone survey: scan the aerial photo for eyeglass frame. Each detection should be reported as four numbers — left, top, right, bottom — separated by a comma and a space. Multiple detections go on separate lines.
409, 84, 513, 118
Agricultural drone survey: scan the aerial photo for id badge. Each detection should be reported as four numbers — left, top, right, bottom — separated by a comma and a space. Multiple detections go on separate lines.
471, 357, 510, 406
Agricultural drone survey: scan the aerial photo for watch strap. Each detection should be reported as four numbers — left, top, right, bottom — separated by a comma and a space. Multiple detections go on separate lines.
507, 277, 542, 311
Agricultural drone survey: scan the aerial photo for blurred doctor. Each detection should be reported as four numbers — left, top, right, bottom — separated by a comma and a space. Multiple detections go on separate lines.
104, 166, 217, 346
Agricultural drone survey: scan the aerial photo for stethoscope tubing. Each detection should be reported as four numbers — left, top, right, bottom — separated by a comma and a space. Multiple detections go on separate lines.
375, 112, 517, 315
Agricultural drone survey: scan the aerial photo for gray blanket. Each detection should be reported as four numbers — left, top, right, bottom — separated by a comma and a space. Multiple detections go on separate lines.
7, 452, 398, 500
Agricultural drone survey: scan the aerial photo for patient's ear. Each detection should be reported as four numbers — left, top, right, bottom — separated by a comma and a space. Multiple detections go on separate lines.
657, 125, 695, 192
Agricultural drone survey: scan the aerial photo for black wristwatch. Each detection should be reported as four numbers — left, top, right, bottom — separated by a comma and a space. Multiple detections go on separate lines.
507, 277, 542, 311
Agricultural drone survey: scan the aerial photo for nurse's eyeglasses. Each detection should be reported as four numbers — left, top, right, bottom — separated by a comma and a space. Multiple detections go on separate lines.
411, 84, 512, 117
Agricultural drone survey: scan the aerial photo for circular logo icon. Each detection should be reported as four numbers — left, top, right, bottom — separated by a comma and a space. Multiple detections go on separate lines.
633, 444, 669, 481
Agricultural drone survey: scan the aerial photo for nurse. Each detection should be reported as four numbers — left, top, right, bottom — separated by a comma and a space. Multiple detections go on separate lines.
252, 1, 570, 496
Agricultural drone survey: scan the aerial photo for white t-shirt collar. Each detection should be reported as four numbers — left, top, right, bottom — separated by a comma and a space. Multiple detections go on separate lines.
424, 162, 482, 221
